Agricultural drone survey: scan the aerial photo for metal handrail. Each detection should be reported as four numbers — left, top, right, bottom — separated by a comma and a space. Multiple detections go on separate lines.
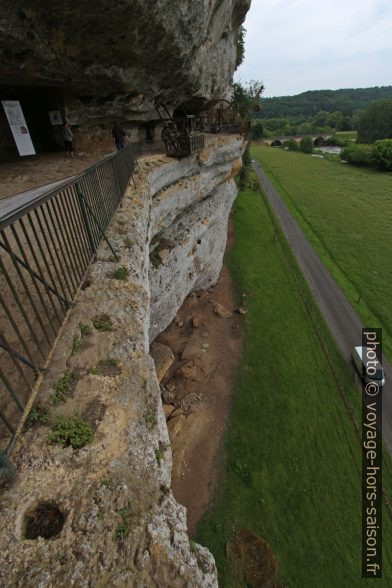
0, 142, 142, 456
0, 144, 142, 230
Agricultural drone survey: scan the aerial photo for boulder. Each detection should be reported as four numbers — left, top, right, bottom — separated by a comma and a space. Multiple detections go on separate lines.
211, 300, 232, 319
176, 361, 198, 381
167, 414, 186, 438
150, 341, 175, 383
181, 339, 202, 361
158, 249, 170, 264
192, 316, 201, 328
162, 404, 175, 419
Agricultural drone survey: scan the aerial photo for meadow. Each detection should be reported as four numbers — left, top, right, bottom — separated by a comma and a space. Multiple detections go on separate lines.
335, 130, 358, 141
251, 145, 392, 361
197, 178, 392, 586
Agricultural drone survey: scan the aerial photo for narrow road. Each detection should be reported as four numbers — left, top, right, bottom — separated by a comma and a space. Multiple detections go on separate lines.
252, 160, 392, 452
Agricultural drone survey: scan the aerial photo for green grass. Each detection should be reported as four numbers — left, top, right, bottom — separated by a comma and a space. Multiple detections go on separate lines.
92, 314, 113, 332
112, 266, 129, 281
50, 371, 77, 406
114, 501, 132, 541
79, 322, 93, 337
25, 406, 49, 429
48, 414, 94, 449
335, 130, 357, 141
251, 145, 392, 361
71, 335, 83, 355
196, 182, 392, 586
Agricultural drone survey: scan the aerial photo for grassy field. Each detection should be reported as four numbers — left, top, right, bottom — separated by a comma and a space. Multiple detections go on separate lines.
196, 179, 392, 586
251, 145, 392, 361
335, 130, 357, 141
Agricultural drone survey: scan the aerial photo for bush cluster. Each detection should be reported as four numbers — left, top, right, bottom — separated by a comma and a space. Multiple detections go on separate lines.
341, 139, 392, 171
48, 415, 94, 448
299, 136, 313, 154
282, 139, 298, 151
340, 143, 374, 167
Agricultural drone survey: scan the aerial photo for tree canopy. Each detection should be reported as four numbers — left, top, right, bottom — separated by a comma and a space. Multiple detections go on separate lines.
255, 86, 392, 119
357, 99, 392, 143
233, 80, 265, 118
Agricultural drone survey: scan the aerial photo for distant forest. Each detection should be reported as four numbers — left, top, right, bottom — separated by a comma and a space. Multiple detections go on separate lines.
251, 86, 392, 138
256, 86, 392, 118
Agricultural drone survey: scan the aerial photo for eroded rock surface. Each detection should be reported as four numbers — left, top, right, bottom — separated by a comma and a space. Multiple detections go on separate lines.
0, 134, 245, 586
0, 0, 250, 122
149, 134, 244, 339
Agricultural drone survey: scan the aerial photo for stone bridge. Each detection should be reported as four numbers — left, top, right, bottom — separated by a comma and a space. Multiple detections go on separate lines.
262, 133, 333, 147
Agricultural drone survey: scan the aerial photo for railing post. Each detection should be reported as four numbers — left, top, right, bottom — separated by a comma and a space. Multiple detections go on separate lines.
76, 182, 95, 255
111, 157, 122, 203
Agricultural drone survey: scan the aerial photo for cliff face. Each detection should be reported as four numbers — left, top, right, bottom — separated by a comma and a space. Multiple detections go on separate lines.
0, 0, 250, 121
0, 135, 245, 587
149, 136, 243, 339
0, 2, 251, 582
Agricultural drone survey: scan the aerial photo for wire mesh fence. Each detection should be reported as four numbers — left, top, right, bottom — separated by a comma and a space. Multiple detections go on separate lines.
0, 143, 141, 455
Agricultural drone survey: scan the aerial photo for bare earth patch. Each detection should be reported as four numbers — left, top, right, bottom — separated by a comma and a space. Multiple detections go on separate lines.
226, 529, 280, 588
0, 150, 111, 199
155, 215, 244, 536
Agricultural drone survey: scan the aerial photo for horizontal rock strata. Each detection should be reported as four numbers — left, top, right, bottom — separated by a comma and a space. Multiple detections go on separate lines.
0, 134, 244, 586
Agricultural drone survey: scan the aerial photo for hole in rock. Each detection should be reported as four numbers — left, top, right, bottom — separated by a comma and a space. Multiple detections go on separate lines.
23, 501, 65, 540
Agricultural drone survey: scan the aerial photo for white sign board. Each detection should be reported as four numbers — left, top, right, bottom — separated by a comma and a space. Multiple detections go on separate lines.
2, 100, 36, 156
49, 110, 63, 126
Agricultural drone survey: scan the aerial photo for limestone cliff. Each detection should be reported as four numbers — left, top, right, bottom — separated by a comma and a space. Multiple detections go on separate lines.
0, 135, 245, 587
0, 0, 250, 123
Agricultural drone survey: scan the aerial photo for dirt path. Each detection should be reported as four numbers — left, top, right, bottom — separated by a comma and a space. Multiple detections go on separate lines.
155, 216, 244, 536
0, 151, 111, 200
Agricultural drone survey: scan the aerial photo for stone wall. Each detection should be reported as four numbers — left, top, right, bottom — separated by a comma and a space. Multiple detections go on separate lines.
0, 134, 245, 587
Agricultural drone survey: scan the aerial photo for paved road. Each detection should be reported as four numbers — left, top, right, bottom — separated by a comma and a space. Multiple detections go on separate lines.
252, 161, 392, 452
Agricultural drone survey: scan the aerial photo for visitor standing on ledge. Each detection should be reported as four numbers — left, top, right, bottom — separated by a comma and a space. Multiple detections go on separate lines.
112, 122, 127, 151
62, 122, 74, 157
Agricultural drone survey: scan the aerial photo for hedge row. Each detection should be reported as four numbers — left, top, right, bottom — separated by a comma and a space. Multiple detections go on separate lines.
341, 139, 392, 171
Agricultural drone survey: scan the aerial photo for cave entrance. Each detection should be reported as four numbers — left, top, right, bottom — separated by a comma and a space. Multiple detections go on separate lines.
0, 86, 65, 162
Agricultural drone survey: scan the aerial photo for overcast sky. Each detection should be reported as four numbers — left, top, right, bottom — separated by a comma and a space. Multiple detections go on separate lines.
235, 0, 392, 97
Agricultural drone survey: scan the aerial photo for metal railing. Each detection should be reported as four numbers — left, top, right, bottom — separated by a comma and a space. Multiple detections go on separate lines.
0, 143, 141, 455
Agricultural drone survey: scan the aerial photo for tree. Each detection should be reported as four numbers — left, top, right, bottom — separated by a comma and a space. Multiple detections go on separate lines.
351, 109, 365, 129
236, 25, 246, 69
371, 139, 392, 170
282, 123, 297, 136
233, 80, 264, 118
326, 110, 344, 130
297, 122, 312, 135
238, 143, 250, 188
357, 99, 392, 143
313, 110, 329, 127
341, 116, 353, 131
299, 136, 313, 153
251, 122, 264, 139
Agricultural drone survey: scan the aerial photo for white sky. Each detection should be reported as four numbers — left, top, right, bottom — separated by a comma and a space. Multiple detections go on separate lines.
235, 0, 392, 97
